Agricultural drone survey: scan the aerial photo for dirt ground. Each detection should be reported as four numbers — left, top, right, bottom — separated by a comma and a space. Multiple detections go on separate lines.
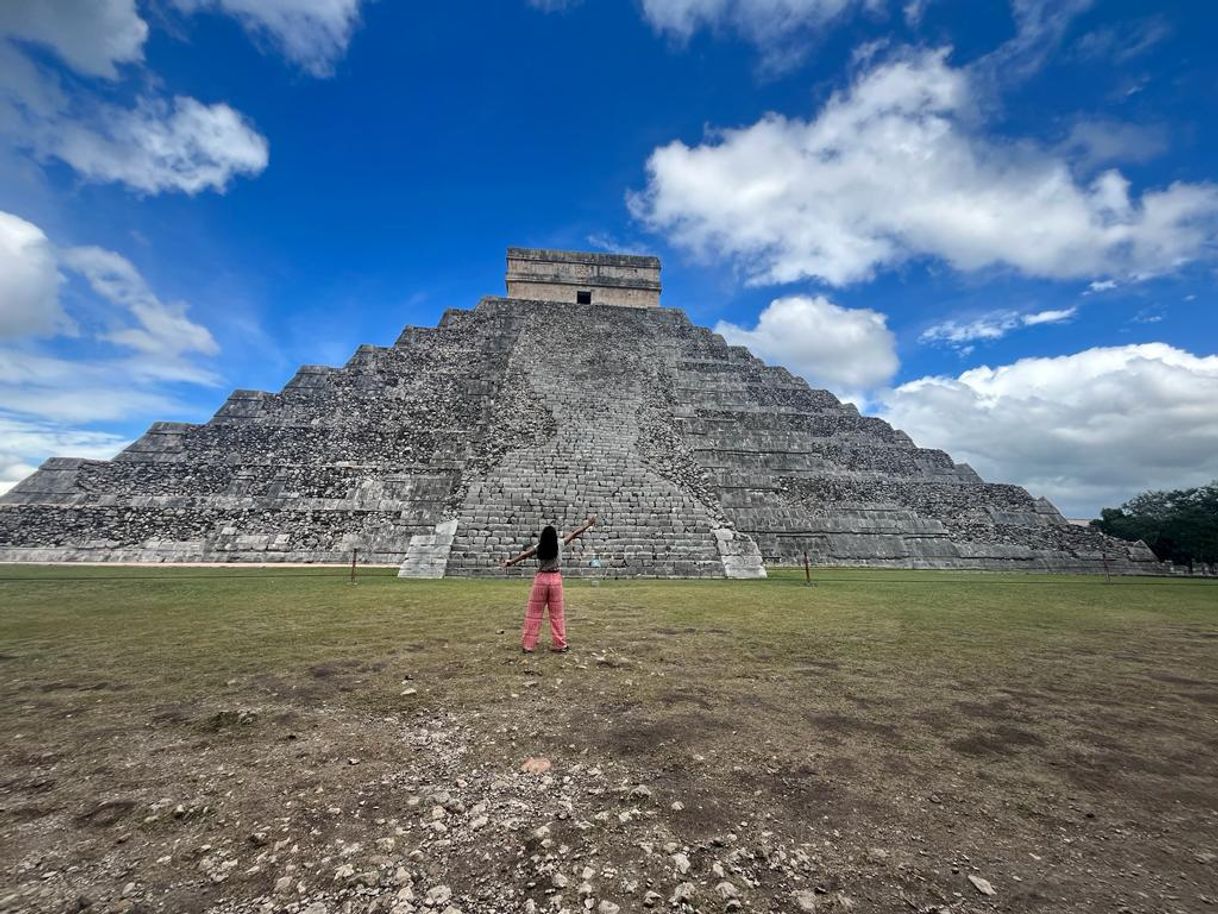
0, 567, 1216, 914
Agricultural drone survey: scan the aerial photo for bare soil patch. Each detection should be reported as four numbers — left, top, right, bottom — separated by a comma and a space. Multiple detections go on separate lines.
0, 568, 1215, 914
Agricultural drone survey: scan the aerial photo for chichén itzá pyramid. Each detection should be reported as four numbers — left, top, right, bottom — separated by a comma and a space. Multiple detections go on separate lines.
0, 247, 1159, 577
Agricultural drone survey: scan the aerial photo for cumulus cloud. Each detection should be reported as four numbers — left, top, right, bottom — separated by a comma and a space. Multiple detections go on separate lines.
632, 47, 1218, 287
920, 307, 1076, 347
0, 0, 271, 195
0, 212, 219, 490
0, 0, 147, 79
0, 212, 219, 380
19, 94, 269, 196
715, 295, 898, 397
172, 0, 367, 77
0, 211, 71, 339
879, 343, 1218, 516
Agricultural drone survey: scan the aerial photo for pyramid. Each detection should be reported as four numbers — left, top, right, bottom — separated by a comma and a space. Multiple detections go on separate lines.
0, 248, 1158, 576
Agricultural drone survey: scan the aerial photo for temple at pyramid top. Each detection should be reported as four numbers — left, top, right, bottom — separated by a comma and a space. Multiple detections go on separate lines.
505, 247, 661, 308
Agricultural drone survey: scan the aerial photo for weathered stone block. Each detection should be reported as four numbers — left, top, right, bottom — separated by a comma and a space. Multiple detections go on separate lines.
0, 248, 1159, 576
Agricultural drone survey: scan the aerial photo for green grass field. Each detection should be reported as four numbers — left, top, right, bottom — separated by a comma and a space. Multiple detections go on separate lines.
3, 566, 1214, 706
1, 566, 1215, 913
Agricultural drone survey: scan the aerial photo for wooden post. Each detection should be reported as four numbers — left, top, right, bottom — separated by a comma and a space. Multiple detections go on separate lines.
350, 547, 358, 585
803, 549, 812, 586
1101, 551, 1111, 585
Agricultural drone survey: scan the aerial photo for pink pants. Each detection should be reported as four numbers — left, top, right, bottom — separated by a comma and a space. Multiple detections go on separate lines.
521, 571, 567, 651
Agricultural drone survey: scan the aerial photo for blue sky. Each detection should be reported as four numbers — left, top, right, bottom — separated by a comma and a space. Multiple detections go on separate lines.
1, 0, 1216, 516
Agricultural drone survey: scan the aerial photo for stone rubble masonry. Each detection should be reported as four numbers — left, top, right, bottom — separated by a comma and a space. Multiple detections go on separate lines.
0, 293, 1160, 576
505, 247, 661, 309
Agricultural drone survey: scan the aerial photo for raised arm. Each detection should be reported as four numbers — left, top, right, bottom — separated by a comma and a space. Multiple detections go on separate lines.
563, 515, 598, 545
502, 545, 537, 568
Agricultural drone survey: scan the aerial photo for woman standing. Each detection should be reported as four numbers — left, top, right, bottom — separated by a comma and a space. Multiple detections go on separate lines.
503, 516, 597, 654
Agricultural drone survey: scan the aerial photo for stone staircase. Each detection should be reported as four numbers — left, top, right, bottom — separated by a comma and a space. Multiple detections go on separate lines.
437, 302, 759, 578
396, 520, 459, 578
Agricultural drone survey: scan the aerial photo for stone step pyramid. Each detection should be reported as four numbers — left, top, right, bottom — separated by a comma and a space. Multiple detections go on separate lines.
0, 248, 1159, 576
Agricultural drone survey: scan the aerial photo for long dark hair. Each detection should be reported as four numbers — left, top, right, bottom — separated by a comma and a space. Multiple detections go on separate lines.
537, 525, 559, 562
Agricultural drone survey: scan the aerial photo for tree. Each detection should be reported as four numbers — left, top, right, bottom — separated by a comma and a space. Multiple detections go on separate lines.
1092, 481, 1218, 569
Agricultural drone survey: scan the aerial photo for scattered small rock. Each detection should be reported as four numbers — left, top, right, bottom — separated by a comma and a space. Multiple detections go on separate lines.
968, 875, 997, 896
425, 885, 453, 906
793, 889, 818, 912
670, 883, 695, 905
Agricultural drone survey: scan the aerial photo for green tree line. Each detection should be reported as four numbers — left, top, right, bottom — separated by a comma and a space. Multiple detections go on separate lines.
1091, 481, 1218, 570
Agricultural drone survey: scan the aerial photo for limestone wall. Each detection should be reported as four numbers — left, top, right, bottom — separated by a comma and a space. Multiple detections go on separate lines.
0, 296, 1158, 575
505, 247, 661, 308
501, 281, 659, 309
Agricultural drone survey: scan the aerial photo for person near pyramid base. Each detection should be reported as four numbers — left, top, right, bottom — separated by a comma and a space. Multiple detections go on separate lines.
503, 516, 597, 653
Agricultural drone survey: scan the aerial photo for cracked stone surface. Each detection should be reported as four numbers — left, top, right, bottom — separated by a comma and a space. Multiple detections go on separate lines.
0, 298, 1158, 575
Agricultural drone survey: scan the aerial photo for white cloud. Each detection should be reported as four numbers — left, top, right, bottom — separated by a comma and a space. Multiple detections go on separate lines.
61, 246, 219, 360
0, 414, 129, 496
0, 210, 72, 339
0, 0, 147, 79
902, 0, 929, 27
0, 209, 217, 374
974, 0, 1093, 86
639, 0, 873, 70
1021, 307, 1075, 326
637, 0, 1090, 75
921, 306, 1076, 346
1086, 279, 1118, 293
632, 47, 1218, 287
1061, 119, 1168, 171
0, 0, 270, 195
0, 212, 218, 492
25, 95, 269, 196
640, 0, 865, 40
1074, 15, 1171, 65
1131, 307, 1163, 325
879, 343, 1218, 516
0, 354, 181, 422
715, 294, 898, 396
173, 0, 366, 76
0, 42, 67, 122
